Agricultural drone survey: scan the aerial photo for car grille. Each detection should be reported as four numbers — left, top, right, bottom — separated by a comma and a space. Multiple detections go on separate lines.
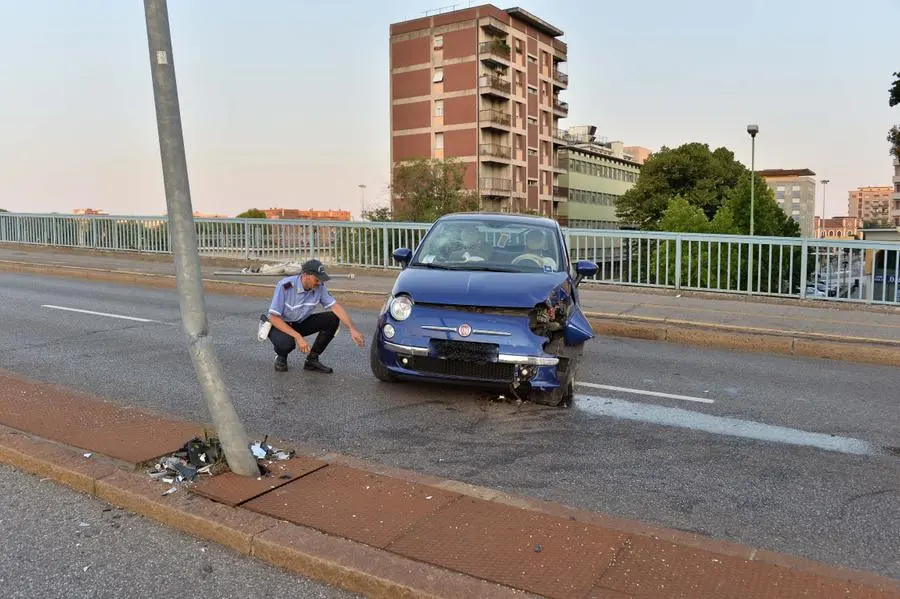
409, 357, 515, 381
430, 339, 499, 361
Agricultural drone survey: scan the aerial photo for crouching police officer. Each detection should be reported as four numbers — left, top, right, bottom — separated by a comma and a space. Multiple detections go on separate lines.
266, 259, 364, 373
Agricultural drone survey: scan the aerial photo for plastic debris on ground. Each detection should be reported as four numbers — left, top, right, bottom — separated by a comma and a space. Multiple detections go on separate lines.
251, 436, 296, 477
147, 434, 224, 489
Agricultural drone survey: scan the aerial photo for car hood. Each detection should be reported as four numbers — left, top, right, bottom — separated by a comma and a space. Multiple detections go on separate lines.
392, 267, 568, 308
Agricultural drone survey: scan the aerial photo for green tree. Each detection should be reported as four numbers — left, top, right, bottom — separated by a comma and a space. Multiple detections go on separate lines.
362, 206, 393, 222
391, 157, 479, 222
236, 208, 267, 218
722, 172, 801, 237
615, 143, 746, 229
888, 71, 900, 159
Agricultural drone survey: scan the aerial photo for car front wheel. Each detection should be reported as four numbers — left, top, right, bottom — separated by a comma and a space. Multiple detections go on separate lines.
369, 336, 397, 383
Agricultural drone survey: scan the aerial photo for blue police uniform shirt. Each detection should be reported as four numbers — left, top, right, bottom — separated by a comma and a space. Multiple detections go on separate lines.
268, 275, 337, 323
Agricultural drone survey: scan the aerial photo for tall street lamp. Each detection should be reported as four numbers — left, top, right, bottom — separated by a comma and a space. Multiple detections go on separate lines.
747, 124, 759, 236
819, 179, 830, 238
358, 184, 367, 218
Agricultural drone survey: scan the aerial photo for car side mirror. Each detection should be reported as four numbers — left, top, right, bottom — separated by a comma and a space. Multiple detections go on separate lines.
393, 247, 413, 269
574, 260, 598, 286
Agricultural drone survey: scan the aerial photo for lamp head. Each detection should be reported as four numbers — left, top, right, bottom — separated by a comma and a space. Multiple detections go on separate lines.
747, 124, 759, 137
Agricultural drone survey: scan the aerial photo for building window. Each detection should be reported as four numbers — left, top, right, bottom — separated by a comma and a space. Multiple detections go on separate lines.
434, 100, 443, 116
435, 132, 443, 149
791, 185, 800, 192
527, 116, 537, 125
527, 86, 537, 95
527, 55, 537, 64
528, 148, 537, 157
777, 186, 785, 191
434, 35, 443, 49
432, 68, 443, 83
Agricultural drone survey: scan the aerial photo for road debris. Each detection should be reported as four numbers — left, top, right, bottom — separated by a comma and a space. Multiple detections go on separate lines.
147, 433, 223, 486
212, 261, 356, 278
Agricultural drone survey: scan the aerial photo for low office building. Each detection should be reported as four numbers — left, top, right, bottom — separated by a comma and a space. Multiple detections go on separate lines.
556, 125, 644, 229
814, 216, 861, 239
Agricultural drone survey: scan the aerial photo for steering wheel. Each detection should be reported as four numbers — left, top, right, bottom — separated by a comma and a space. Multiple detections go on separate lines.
511, 253, 546, 268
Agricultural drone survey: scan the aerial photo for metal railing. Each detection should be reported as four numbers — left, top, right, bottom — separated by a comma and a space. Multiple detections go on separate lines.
479, 143, 512, 160
480, 177, 512, 192
478, 40, 511, 60
1, 212, 897, 305
479, 74, 511, 95
479, 108, 511, 127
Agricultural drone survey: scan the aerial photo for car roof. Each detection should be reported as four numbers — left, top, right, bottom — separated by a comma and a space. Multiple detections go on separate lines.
435, 212, 559, 228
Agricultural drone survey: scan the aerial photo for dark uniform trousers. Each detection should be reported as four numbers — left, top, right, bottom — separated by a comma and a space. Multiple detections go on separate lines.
268, 312, 340, 359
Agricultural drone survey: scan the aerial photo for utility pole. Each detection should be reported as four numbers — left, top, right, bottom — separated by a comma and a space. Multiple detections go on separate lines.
143, 0, 258, 477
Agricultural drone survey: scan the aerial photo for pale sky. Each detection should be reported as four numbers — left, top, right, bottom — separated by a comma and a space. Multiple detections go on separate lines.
0, 0, 897, 220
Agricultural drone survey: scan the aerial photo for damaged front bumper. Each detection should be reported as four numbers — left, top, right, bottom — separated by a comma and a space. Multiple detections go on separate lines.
373, 304, 571, 392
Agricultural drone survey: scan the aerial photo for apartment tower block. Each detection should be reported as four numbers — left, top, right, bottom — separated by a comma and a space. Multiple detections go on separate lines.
390, 5, 568, 217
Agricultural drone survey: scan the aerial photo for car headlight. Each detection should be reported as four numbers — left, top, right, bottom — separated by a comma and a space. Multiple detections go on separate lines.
389, 295, 413, 321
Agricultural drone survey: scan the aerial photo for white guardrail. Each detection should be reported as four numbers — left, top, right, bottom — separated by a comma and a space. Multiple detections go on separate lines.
0, 212, 897, 305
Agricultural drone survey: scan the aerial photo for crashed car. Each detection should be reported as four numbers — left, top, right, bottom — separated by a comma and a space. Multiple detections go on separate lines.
369, 212, 598, 406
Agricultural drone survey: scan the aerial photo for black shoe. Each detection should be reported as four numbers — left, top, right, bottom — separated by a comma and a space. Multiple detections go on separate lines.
274, 355, 288, 372
304, 357, 333, 373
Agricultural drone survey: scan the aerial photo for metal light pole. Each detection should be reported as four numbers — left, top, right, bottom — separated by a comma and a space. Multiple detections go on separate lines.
143, 0, 258, 477
358, 184, 367, 217
746, 124, 759, 295
747, 124, 759, 236
820, 179, 830, 238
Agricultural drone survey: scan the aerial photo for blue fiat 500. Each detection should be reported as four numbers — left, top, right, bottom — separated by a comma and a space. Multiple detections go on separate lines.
369, 212, 598, 406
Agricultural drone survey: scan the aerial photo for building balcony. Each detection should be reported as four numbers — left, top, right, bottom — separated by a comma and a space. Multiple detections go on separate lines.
480, 74, 512, 98
480, 109, 511, 129
550, 160, 566, 173
552, 98, 569, 115
552, 69, 568, 87
553, 186, 569, 200
480, 177, 512, 194
550, 128, 567, 144
480, 16, 509, 36
552, 45, 567, 63
480, 143, 512, 162
479, 40, 511, 66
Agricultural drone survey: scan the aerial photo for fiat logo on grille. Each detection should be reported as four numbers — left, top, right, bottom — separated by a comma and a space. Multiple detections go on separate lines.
457, 324, 472, 337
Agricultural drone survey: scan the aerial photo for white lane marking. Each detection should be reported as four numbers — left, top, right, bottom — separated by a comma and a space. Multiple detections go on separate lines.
574, 394, 882, 457
576, 382, 715, 404
42, 304, 164, 324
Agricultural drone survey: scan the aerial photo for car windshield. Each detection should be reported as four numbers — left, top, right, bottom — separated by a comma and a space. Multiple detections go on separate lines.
411, 218, 563, 273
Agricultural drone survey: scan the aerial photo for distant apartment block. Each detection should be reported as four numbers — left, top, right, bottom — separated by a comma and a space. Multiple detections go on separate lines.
848, 185, 893, 227
556, 125, 642, 229
390, 4, 568, 218
622, 146, 652, 165
814, 216, 861, 239
892, 156, 900, 226
73, 208, 107, 215
263, 209, 351, 221
757, 169, 817, 237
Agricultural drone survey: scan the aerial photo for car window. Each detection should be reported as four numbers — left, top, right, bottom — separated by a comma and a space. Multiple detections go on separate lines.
411, 218, 563, 273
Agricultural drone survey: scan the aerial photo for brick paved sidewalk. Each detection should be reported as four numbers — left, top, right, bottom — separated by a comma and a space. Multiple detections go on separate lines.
1, 369, 897, 599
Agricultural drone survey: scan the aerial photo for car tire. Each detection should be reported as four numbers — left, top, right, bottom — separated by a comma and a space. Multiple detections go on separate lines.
369, 337, 397, 383
529, 379, 574, 407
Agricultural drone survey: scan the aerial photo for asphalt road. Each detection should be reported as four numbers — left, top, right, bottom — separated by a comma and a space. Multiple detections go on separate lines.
1, 272, 898, 580
0, 464, 359, 599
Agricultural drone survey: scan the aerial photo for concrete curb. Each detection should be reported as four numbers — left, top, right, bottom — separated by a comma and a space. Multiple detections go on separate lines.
2, 423, 899, 597
0, 425, 535, 599
2, 258, 899, 367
